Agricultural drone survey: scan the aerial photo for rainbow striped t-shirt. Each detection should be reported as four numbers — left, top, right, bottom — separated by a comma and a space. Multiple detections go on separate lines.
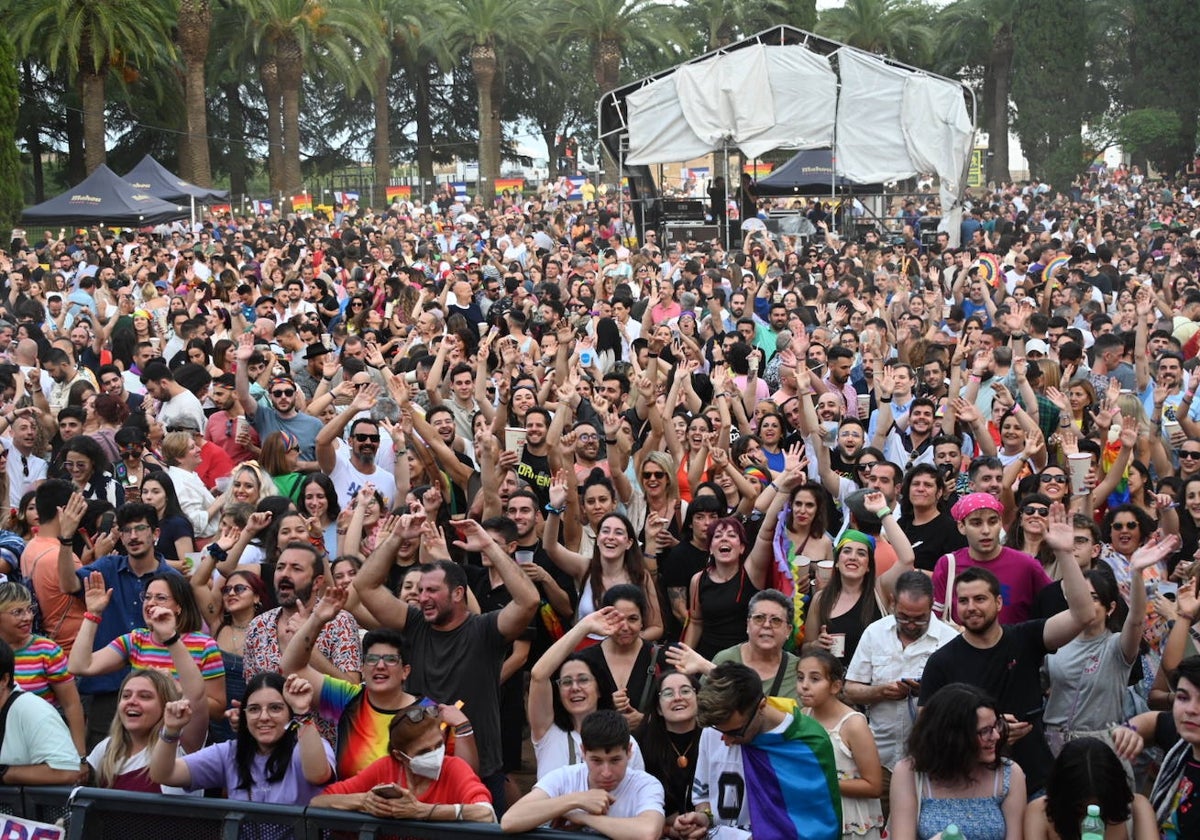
320, 677, 435, 780
14, 635, 73, 706
106, 629, 225, 681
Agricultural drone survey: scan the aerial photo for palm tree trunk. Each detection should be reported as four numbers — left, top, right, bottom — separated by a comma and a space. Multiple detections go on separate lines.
223, 81, 247, 197
21, 60, 43, 202
987, 29, 1013, 183
373, 55, 391, 201
545, 130, 559, 180
80, 70, 106, 173
472, 43, 500, 204
64, 90, 85, 184
259, 55, 283, 196
276, 38, 304, 197
595, 40, 622, 185
413, 63, 435, 199
178, 0, 213, 186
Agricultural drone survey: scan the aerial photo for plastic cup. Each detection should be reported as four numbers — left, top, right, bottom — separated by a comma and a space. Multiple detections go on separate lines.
828, 633, 846, 658
857, 394, 870, 419
816, 560, 835, 584
515, 550, 535, 565
1066, 452, 1091, 496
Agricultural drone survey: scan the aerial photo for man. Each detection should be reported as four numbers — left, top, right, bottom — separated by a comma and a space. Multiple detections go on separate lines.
678, 662, 841, 840
204, 373, 260, 465
1089, 331, 1135, 392
516, 406, 553, 505
315, 384, 397, 508
428, 359, 484, 442
56, 499, 180, 747
1, 409, 48, 507
919, 504, 1094, 797
242, 541, 362, 693
931, 492, 1052, 624
505, 489, 577, 645
502, 710, 664, 837
293, 341, 329, 399
355, 515, 541, 812
141, 361, 206, 432
874, 395, 938, 470
844, 572, 957, 811
823, 346, 857, 417
0, 640, 81, 786
43, 347, 94, 414
98, 364, 145, 415
866, 363, 916, 441
20, 481, 87, 656
234, 334, 322, 465
124, 341, 155, 395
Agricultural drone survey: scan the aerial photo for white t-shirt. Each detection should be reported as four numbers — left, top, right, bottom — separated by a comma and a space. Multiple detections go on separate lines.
0, 690, 79, 772
159, 390, 207, 432
532, 724, 645, 780
535, 760, 664, 822
329, 446, 397, 510
2, 436, 48, 509
691, 727, 750, 830
87, 738, 200, 796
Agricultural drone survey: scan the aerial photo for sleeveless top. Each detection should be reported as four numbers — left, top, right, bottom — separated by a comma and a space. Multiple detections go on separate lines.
209, 649, 246, 743
824, 588, 884, 666
916, 760, 1012, 840
805, 709, 885, 839
695, 567, 758, 660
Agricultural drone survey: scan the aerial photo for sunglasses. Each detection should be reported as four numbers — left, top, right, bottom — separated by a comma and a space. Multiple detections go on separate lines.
221, 584, 251, 596
1179, 451, 1200, 460
271, 389, 296, 398
1039, 474, 1068, 484
641, 470, 666, 480
856, 462, 877, 473
353, 433, 381, 443
1110, 521, 1140, 531
1021, 505, 1049, 517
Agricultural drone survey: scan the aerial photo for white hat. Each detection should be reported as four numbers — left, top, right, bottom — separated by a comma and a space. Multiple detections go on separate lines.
1025, 339, 1050, 356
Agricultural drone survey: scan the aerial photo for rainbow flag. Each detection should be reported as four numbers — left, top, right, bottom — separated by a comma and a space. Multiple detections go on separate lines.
494, 177, 524, 192
210, 203, 232, 216
743, 162, 775, 177
386, 185, 411, 202
292, 194, 313, 214
741, 698, 841, 840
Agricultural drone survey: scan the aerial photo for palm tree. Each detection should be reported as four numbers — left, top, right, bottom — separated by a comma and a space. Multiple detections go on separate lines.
362, 0, 426, 200
4, 0, 177, 174
817, 0, 935, 69
442, 0, 537, 203
687, 0, 794, 50
176, 0, 213, 186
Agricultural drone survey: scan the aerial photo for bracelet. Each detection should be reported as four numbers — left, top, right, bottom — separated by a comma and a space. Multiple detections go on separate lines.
161, 632, 181, 647
647, 352, 659, 358
605, 438, 617, 444
159, 728, 181, 744
969, 374, 982, 381
426, 804, 437, 819
58, 536, 74, 546
207, 543, 228, 562
454, 724, 475, 737
876, 507, 893, 518
544, 503, 567, 516
879, 396, 892, 403
455, 804, 464, 821
83, 611, 103, 624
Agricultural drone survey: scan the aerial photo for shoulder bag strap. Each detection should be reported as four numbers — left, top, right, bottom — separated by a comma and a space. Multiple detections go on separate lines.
941, 553, 956, 622
767, 653, 789, 698
635, 644, 661, 713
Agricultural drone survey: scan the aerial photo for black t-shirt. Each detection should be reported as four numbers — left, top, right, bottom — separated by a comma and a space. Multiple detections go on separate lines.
919, 620, 1054, 793
661, 541, 708, 642
899, 512, 968, 572
577, 640, 658, 715
518, 449, 552, 506
517, 541, 578, 664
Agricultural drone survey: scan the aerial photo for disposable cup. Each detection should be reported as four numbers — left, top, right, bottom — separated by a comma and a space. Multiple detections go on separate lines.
1066, 452, 1091, 496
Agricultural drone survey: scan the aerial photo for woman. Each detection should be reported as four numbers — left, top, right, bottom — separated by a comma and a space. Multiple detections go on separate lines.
228, 462, 280, 508
311, 705, 495, 822
61, 436, 122, 507
1006, 492, 1055, 575
543, 481, 662, 639
69, 571, 227, 721
0, 582, 86, 752
711, 589, 800, 700
211, 338, 235, 375
13, 490, 37, 540
1150, 654, 1200, 836
300, 473, 340, 557
141, 470, 196, 568
684, 517, 760, 660
634, 671, 701, 826
149, 672, 335, 804
340, 485, 388, 560
1044, 534, 1174, 757
528, 606, 646, 779
889, 683, 1026, 840
113, 426, 157, 504
161, 431, 223, 538
897, 464, 963, 572
1100, 504, 1171, 656
575, 585, 661, 728
1026, 737, 1156, 840
89, 667, 209, 794
92, 394, 130, 464
259, 431, 304, 503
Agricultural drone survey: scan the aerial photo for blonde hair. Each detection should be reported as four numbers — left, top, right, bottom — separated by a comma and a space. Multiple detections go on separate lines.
161, 431, 193, 466
97, 669, 180, 788
0, 581, 31, 610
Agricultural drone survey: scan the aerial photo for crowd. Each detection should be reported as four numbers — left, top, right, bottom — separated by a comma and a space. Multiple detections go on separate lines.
0, 166, 1198, 839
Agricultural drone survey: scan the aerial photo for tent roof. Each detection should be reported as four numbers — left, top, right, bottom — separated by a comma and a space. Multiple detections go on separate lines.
21, 165, 188, 226
756, 148, 882, 195
123, 155, 229, 204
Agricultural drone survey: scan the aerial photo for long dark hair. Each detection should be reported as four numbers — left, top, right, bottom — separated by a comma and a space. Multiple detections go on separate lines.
634, 669, 700, 772
551, 656, 612, 733
300, 473, 340, 524
907, 682, 1006, 784
588, 513, 650, 612
813, 535, 878, 631
235, 672, 297, 792
1044, 738, 1133, 840
143, 470, 187, 521
218, 570, 273, 633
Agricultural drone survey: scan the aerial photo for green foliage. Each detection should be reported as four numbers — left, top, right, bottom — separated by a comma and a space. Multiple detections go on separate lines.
1124, 0, 1200, 174
1118, 109, 1183, 173
0, 34, 23, 226
817, 0, 936, 68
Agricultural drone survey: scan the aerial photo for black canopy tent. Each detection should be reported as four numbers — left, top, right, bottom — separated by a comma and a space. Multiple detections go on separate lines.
21, 164, 187, 226
755, 148, 882, 195
122, 155, 229, 204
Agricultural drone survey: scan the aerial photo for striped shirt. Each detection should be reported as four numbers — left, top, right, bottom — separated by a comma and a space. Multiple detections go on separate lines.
106, 629, 225, 681
13, 635, 73, 706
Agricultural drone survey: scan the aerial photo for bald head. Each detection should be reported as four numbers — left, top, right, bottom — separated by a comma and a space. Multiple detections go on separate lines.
15, 338, 38, 365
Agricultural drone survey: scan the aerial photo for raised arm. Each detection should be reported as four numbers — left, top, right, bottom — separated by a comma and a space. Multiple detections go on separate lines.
528, 609, 623, 740
1122, 534, 1179, 665
1042, 502, 1097, 649
233, 333, 261, 417
354, 513, 423, 632
450, 518, 539, 642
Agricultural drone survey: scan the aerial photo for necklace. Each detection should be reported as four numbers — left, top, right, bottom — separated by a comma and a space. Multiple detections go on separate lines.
667, 729, 698, 769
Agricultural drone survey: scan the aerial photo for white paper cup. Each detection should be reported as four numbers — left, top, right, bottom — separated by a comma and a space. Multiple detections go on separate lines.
1163, 419, 1181, 440
816, 559, 835, 584
828, 633, 846, 658
792, 556, 811, 589
1067, 452, 1091, 496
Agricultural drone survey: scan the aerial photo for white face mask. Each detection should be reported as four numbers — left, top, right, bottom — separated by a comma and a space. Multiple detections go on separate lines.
403, 744, 445, 780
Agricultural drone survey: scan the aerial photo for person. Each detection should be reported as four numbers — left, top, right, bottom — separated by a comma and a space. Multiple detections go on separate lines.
0, 638, 82, 786
0, 582, 86, 756
87, 645, 209, 793
60, 435, 122, 508
1024, 737, 1156, 840
315, 383, 397, 508
574, 584, 662, 728
681, 661, 842, 840
684, 516, 760, 660
161, 431, 222, 538
300, 473, 341, 557
1149, 654, 1200, 837
843, 572, 957, 808
140, 470, 195, 569
798, 650, 884, 840
889, 682, 1026, 840
355, 513, 541, 812
501, 709, 665, 838
310, 704, 496, 823
257, 431, 306, 503
919, 501, 1093, 798
528, 605, 646, 779
141, 361, 206, 433
634, 670, 701, 828
20, 480, 89, 656
235, 334, 323, 465
149, 671, 335, 804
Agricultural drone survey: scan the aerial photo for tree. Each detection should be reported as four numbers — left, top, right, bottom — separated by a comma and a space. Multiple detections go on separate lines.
816, 0, 935, 69
442, 0, 537, 203
1118, 109, 1183, 174
505, 38, 595, 179
361, 0, 426, 199
176, 0, 214, 186
0, 34, 23, 228
1125, 0, 1200, 175
686, 0, 807, 51
4, 0, 177, 174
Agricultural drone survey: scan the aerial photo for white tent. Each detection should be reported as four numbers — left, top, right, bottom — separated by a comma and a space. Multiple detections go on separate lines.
606, 28, 975, 243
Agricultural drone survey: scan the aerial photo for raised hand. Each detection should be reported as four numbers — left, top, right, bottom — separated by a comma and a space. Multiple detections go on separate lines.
1041, 502, 1076, 553
1119, 416, 1138, 449
1130, 531, 1181, 575
244, 511, 273, 536
314, 584, 348, 624
582, 605, 624, 638
236, 332, 255, 361
58, 492, 88, 538
663, 642, 712, 676
162, 698, 193, 731
146, 604, 178, 643
83, 571, 112, 615
448, 518, 497, 553
420, 521, 451, 562
349, 382, 380, 412
861, 490, 888, 515
283, 673, 314, 716
548, 470, 569, 510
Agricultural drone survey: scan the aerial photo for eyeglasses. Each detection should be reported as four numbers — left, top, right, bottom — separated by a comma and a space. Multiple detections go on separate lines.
976, 720, 1003, 739
748, 613, 788, 628
714, 698, 763, 739
576, 433, 599, 442
658, 686, 697, 700
143, 593, 174, 605
1180, 451, 1200, 460
397, 705, 440, 724
894, 613, 930, 626
555, 675, 594, 689
221, 584, 251, 596
641, 471, 666, 480
1021, 505, 1049, 517
353, 433, 381, 443
64, 460, 91, 470
119, 524, 152, 536
1110, 521, 1140, 531
363, 653, 403, 667
245, 702, 289, 717
350, 301, 365, 307
271, 389, 295, 398
1039, 474, 1069, 484
3, 607, 32, 619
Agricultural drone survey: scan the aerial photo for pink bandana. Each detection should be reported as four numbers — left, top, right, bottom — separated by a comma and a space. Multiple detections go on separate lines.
950, 492, 1004, 522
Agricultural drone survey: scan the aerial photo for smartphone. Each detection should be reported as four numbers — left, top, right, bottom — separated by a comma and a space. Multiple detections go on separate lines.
371, 784, 402, 799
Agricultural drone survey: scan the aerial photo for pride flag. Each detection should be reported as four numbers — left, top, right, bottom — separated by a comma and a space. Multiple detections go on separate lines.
741, 698, 841, 840
494, 177, 524, 192
386, 185, 411, 202
292, 194, 313, 214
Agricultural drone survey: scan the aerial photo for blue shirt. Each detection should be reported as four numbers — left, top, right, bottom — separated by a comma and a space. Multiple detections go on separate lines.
251, 398, 324, 460
73, 553, 181, 694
